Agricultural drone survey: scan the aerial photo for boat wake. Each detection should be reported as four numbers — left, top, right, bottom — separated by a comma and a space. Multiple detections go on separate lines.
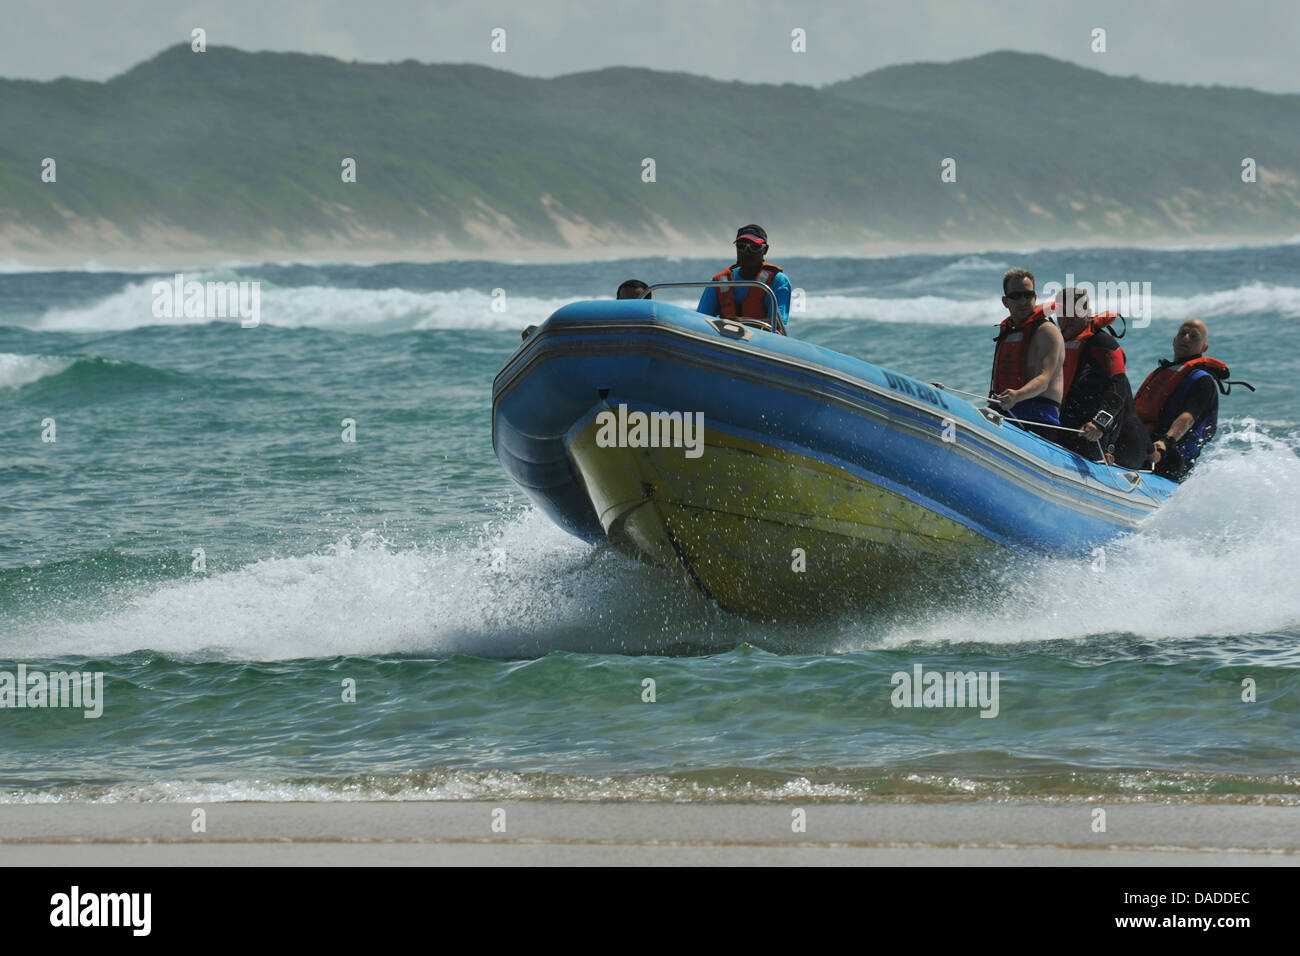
872, 429, 1300, 656
1, 509, 749, 662
5, 430, 1296, 664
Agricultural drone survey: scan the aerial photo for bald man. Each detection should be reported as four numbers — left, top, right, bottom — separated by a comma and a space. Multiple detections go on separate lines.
1134, 318, 1226, 481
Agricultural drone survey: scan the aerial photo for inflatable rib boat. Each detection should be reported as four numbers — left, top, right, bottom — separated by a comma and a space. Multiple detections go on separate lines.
492, 289, 1175, 619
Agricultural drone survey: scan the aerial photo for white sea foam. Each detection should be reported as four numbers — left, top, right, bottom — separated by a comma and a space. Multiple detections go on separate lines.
799, 283, 1300, 324
0, 770, 877, 804
19, 281, 1005, 329
4, 509, 737, 661
11, 433, 1298, 661
1149, 283, 1300, 320
32, 279, 580, 332
945, 255, 1012, 272
796, 293, 998, 323
873, 429, 1300, 648
22, 270, 1300, 333
895, 255, 1011, 290
0, 352, 75, 389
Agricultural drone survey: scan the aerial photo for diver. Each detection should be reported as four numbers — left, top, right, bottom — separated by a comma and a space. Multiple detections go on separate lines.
1135, 318, 1250, 481
617, 279, 650, 300
1055, 287, 1151, 468
696, 224, 791, 332
989, 268, 1065, 440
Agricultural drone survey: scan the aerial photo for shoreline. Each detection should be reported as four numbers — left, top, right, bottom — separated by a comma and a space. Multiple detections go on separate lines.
2, 232, 1297, 272
3, 801, 1297, 865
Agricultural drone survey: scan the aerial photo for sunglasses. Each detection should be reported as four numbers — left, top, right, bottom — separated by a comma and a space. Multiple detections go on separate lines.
735, 241, 764, 251
1005, 290, 1036, 301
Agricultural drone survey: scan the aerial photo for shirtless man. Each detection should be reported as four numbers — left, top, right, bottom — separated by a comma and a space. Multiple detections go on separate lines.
989, 268, 1065, 440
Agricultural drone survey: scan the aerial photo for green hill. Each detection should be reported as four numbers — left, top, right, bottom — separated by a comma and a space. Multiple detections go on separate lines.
1, 45, 1297, 259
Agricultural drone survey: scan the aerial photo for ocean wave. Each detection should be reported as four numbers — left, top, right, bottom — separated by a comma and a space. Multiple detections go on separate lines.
0, 352, 75, 389
5, 767, 1298, 804
798, 283, 1300, 323
894, 255, 1012, 291
0, 353, 184, 396
22, 284, 1007, 330
1148, 283, 1300, 320
0, 770, 875, 804
31, 279, 584, 332
796, 294, 997, 323
22, 273, 1300, 332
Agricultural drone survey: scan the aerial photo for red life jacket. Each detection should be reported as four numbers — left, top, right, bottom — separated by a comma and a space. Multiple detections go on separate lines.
1134, 355, 1230, 432
713, 263, 782, 323
990, 306, 1050, 395
1061, 312, 1124, 396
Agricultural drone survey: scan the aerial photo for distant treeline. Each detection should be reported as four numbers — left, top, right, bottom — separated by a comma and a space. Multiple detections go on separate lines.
2, 45, 1298, 254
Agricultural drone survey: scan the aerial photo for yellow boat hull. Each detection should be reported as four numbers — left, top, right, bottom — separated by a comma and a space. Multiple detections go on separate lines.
568, 420, 997, 620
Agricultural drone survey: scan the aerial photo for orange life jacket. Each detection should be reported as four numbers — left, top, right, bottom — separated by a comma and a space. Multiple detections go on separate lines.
713, 263, 782, 323
1134, 355, 1230, 433
990, 306, 1050, 396
1061, 312, 1124, 396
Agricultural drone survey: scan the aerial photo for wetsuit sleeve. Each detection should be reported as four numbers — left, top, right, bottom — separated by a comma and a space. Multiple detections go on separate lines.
697, 286, 719, 316
774, 271, 792, 324
1097, 374, 1127, 438
1081, 333, 1129, 438
1181, 373, 1216, 423
1089, 332, 1126, 377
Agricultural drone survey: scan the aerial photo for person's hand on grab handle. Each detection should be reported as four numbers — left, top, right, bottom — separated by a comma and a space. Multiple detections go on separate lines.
994, 389, 1019, 412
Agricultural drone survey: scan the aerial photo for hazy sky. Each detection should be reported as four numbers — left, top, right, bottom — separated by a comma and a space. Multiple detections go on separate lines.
7, 0, 1300, 93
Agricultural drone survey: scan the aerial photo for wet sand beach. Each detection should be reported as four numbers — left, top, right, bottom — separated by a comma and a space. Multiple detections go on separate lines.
3, 802, 1297, 865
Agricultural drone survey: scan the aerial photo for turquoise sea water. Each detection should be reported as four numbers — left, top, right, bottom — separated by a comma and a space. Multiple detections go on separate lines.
2, 245, 1298, 802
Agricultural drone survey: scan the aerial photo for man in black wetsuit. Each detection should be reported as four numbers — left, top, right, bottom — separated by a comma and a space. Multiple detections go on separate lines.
1135, 318, 1224, 481
1055, 288, 1151, 468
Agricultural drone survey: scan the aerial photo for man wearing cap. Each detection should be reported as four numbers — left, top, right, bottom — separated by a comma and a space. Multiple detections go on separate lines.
696, 225, 791, 332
